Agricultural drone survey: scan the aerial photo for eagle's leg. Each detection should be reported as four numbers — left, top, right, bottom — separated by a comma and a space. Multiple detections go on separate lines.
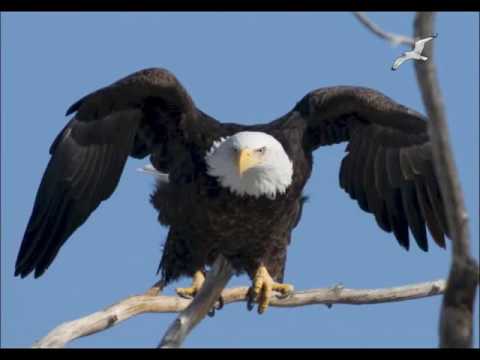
247, 265, 294, 314
145, 278, 165, 296
175, 270, 224, 317
176, 270, 205, 298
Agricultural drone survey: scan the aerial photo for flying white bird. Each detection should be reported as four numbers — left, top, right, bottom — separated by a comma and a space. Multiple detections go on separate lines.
391, 33, 438, 71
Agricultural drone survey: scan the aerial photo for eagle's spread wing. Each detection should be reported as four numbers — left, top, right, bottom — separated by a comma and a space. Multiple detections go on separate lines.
288, 86, 449, 251
391, 55, 409, 71
15, 68, 211, 278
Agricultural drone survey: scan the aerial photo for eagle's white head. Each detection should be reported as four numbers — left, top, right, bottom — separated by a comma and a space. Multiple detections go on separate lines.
205, 131, 293, 199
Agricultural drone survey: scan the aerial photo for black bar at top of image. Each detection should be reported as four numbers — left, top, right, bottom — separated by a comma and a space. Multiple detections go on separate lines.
1, 1, 479, 12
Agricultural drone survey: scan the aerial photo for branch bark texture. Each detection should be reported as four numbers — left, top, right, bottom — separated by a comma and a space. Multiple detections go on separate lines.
412, 12, 479, 348
158, 256, 234, 348
353, 11, 479, 348
33, 279, 446, 348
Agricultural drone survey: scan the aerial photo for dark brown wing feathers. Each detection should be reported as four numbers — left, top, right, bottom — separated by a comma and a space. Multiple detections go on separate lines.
15, 111, 141, 278
15, 68, 200, 278
294, 86, 448, 251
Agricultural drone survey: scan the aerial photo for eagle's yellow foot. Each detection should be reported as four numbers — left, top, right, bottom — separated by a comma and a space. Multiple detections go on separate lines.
247, 266, 294, 314
176, 270, 224, 317
176, 270, 205, 298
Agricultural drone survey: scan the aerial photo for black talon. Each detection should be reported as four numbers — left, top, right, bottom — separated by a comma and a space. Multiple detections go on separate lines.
207, 307, 216, 317
246, 287, 255, 311
257, 305, 264, 315
216, 295, 224, 310
208, 296, 224, 317
247, 299, 255, 311
177, 293, 193, 300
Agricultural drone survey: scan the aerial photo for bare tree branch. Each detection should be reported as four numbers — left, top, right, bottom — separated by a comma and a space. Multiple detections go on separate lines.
158, 256, 234, 348
352, 10, 479, 348
412, 12, 479, 349
33, 278, 446, 348
353, 12, 415, 46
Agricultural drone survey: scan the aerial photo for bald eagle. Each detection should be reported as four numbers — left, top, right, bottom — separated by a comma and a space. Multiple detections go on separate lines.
15, 68, 448, 313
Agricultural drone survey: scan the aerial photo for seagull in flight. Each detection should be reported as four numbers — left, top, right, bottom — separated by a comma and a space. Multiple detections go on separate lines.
391, 33, 438, 71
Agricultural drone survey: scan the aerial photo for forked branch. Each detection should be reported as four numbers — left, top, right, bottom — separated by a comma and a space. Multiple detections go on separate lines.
158, 256, 234, 348
412, 12, 479, 348
354, 10, 479, 348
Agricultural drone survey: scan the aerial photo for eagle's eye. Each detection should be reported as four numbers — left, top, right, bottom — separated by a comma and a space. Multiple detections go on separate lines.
256, 146, 266, 154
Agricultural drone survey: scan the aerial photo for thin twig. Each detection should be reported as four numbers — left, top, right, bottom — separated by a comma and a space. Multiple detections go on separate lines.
412, 12, 479, 348
32, 278, 447, 348
353, 12, 415, 46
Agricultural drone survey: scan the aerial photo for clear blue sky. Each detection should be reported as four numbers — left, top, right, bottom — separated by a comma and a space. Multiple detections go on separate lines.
1, 12, 478, 348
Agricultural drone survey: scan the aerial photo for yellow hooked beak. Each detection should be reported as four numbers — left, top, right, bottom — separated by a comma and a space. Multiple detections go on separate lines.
237, 148, 259, 176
